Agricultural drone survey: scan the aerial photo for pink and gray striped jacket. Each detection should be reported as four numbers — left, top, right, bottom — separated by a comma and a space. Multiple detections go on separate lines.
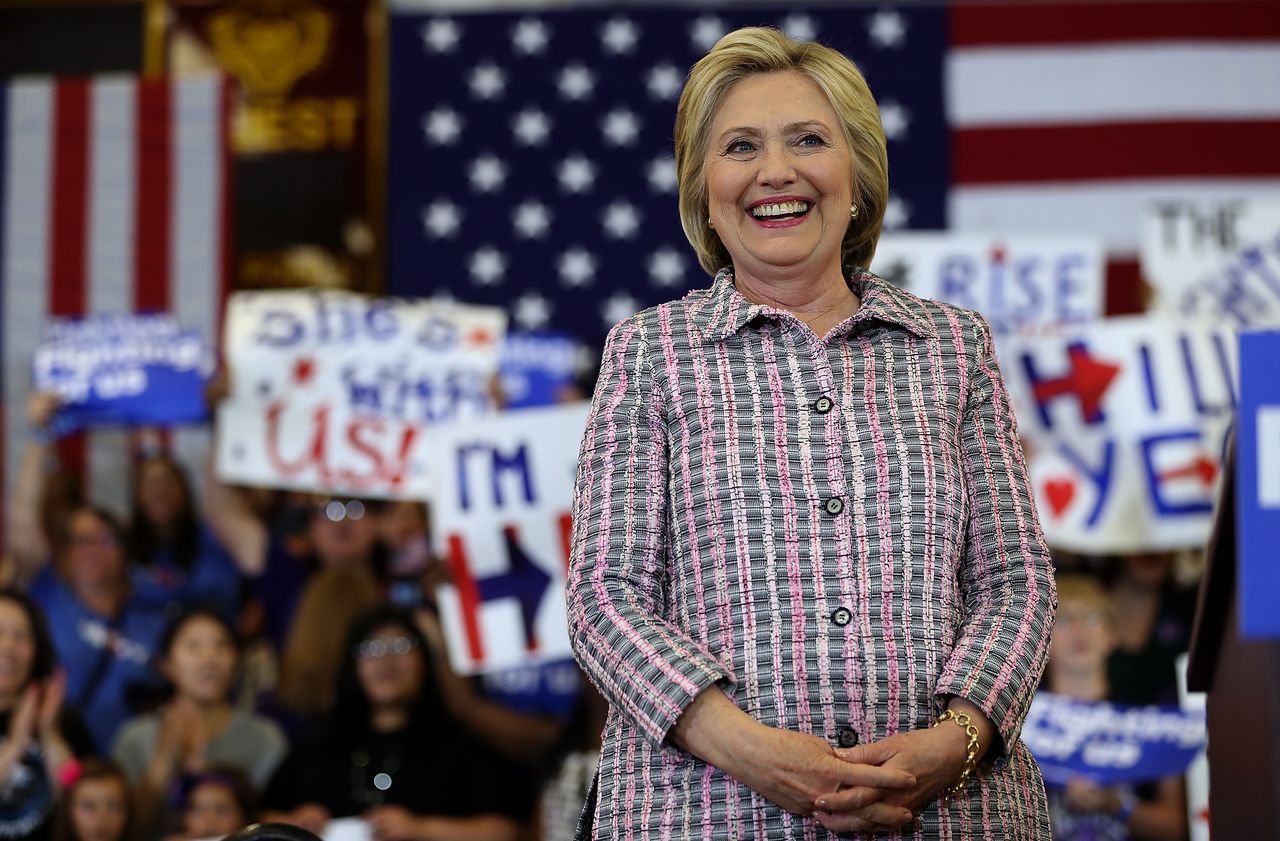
568, 267, 1057, 840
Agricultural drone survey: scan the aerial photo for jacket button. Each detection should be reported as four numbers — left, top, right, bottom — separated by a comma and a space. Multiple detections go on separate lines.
813, 396, 833, 414
837, 727, 859, 748
824, 497, 845, 515
830, 607, 852, 626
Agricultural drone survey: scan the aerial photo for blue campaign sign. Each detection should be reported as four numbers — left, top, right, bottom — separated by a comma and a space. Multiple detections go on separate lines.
1022, 693, 1205, 787
499, 331, 581, 409
1238, 329, 1280, 639
33, 314, 212, 433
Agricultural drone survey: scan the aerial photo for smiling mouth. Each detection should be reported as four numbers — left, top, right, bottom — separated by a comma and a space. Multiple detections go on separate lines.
749, 200, 812, 221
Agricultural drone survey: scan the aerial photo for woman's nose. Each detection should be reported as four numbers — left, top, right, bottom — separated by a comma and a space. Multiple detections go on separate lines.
755, 142, 796, 188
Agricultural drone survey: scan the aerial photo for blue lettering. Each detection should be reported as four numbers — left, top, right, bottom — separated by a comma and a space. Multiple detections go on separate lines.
940, 257, 979, 310
1057, 439, 1115, 527
1054, 254, 1088, 322
255, 310, 303, 347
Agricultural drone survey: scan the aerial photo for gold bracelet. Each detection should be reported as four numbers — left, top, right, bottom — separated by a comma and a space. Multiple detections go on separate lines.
934, 709, 981, 797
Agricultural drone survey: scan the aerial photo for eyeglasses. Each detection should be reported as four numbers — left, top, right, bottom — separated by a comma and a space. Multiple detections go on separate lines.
355, 635, 418, 660
318, 499, 366, 522
69, 533, 118, 550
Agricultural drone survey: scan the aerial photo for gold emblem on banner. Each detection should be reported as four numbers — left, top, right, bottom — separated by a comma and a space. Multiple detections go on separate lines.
205, 0, 360, 152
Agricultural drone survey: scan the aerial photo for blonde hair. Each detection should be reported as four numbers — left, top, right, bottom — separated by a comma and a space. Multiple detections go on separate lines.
674, 27, 889, 277
1054, 574, 1115, 622
276, 566, 382, 716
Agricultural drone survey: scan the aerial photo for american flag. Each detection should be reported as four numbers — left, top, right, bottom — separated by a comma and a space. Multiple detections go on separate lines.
386, 1, 1280, 345
0, 75, 231, 524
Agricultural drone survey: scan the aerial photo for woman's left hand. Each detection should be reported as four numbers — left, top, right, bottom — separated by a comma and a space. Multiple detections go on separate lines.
813, 725, 970, 833
364, 805, 424, 841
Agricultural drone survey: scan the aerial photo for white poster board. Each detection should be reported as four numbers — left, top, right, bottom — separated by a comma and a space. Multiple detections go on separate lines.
1003, 316, 1236, 552
872, 232, 1105, 334
215, 290, 505, 497
1141, 199, 1280, 323
429, 402, 589, 675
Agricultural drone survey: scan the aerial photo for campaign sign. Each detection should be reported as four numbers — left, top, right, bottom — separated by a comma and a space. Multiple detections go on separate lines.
872, 233, 1104, 335
1142, 199, 1280, 320
1003, 316, 1237, 552
428, 402, 589, 675
1022, 693, 1206, 787
1238, 330, 1280, 639
215, 291, 506, 498
33, 314, 212, 432
499, 331, 583, 409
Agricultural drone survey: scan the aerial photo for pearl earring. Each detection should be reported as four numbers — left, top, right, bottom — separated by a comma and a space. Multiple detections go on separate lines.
850, 205, 859, 219
707, 216, 714, 229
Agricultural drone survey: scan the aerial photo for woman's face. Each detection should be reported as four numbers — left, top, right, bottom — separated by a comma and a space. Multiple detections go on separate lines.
64, 511, 126, 592
355, 623, 424, 710
0, 600, 35, 700
309, 500, 379, 568
71, 778, 129, 841
135, 459, 187, 530
703, 70, 854, 284
183, 782, 245, 839
1050, 598, 1114, 674
164, 617, 237, 705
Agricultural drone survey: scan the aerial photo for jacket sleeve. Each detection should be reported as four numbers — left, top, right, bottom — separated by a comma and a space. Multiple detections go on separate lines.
935, 312, 1058, 757
566, 316, 731, 747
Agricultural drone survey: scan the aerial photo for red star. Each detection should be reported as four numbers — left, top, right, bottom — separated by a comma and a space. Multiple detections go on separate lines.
292, 357, 316, 385
991, 246, 1007, 264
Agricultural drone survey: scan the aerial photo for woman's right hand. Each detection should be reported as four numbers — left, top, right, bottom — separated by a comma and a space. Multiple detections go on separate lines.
726, 725, 917, 824
25, 392, 60, 432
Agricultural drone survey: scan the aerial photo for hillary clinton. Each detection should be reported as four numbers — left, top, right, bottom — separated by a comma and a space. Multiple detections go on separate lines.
567, 27, 1057, 839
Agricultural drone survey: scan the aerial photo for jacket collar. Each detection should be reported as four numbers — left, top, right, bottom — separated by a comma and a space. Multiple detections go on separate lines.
691, 266, 938, 345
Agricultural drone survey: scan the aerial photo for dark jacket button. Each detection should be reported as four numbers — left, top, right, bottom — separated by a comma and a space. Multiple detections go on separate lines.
837, 727, 859, 748
825, 497, 844, 515
830, 607, 852, 626
814, 396, 833, 414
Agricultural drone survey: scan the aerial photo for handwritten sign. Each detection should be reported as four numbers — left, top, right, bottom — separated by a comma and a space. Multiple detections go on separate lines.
1002, 317, 1236, 552
1142, 199, 1280, 321
872, 233, 1104, 334
215, 290, 505, 497
428, 402, 589, 675
1023, 692, 1206, 786
33, 314, 212, 433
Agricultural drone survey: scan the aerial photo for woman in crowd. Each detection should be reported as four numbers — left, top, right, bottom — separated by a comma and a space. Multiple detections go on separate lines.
567, 26, 1056, 838
0, 590, 95, 841
51, 759, 131, 841
1045, 575, 1187, 841
166, 768, 252, 841
27, 508, 167, 752
260, 606, 534, 840
112, 607, 286, 838
128, 454, 240, 618
1106, 553, 1199, 706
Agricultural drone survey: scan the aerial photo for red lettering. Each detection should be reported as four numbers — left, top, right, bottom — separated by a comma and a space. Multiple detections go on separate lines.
341, 419, 388, 487
265, 402, 330, 479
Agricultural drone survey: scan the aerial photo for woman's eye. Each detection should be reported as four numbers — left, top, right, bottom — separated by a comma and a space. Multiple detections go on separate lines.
797, 134, 826, 147
726, 139, 755, 154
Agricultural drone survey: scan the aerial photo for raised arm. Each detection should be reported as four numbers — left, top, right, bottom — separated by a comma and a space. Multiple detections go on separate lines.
6, 393, 62, 584
935, 312, 1058, 757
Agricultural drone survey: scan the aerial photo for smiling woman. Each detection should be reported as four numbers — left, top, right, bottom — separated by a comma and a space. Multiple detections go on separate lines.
567, 25, 1057, 841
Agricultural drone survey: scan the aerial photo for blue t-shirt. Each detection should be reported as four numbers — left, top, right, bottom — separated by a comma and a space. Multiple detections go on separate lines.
479, 657, 581, 719
131, 525, 241, 618
28, 568, 167, 752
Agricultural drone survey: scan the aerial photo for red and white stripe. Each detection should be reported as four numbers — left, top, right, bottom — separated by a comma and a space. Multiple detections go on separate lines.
2, 75, 230, 522
947, 1, 1280, 314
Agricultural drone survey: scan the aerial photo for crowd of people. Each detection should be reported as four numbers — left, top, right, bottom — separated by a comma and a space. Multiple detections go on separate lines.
0, 391, 608, 841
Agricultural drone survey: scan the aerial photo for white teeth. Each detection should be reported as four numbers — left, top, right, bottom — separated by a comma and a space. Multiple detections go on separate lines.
751, 200, 810, 218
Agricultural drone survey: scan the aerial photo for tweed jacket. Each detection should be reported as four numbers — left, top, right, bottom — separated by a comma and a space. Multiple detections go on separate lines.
567, 267, 1057, 839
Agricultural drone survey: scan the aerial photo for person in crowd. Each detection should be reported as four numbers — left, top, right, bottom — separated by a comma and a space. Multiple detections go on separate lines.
112, 607, 286, 838
567, 26, 1057, 838
51, 759, 131, 841
165, 768, 252, 841
203, 480, 388, 650
259, 606, 534, 841
0, 590, 96, 841
267, 566, 382, 739
128, 454, 240, 618
1106, 553, 1199, 706
26, 507, 166, 752
1045, 575, 1188, 841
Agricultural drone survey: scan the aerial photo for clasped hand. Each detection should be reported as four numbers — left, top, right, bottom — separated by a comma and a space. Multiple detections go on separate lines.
732, 724, 969, 833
